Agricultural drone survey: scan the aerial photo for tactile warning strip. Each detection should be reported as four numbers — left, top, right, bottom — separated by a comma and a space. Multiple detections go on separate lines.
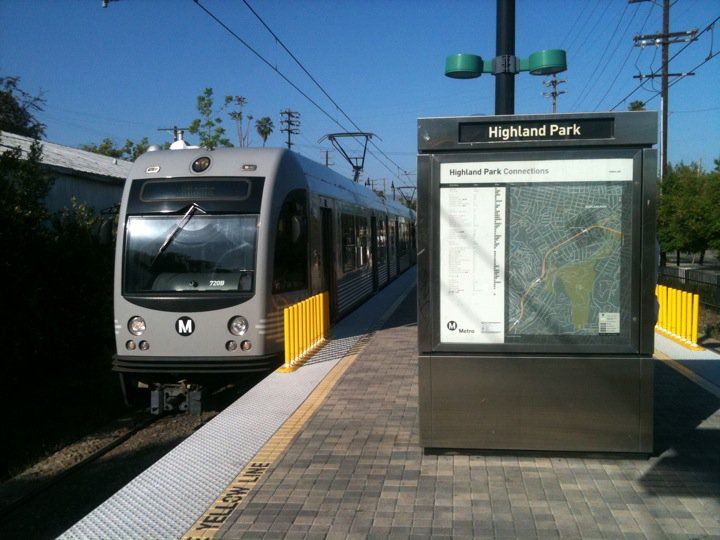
59, 268, 415, 540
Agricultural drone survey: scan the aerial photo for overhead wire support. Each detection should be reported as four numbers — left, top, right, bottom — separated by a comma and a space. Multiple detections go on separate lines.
318, 132, 376, 183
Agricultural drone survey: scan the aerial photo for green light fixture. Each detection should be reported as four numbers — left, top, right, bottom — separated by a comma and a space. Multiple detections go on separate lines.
527, 49, 567, 75
445, 54, 484, 79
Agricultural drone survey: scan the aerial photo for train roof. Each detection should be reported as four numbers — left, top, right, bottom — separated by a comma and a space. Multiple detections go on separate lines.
294, 153, 413, 218
128, 146, 414, 219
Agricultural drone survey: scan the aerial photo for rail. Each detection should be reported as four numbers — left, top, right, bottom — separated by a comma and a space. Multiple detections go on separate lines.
655, 284, 703, 350
279, 291, 330, 372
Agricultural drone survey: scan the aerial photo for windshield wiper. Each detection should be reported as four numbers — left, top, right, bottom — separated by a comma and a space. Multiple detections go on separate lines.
150, 203, 206, 268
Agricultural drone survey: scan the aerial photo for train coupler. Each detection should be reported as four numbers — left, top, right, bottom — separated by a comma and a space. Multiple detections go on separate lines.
150, 382, 203, 415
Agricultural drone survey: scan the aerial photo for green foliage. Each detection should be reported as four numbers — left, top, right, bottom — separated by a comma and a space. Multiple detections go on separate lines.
627, 100, 646, 111
1, 142, 114, 394
0, 76, 46, 138
0, 138, 53, 233
255, 116, 274, 147
80, 137, 150, 161
188, 87, 233, 150
657, 161, 720, 258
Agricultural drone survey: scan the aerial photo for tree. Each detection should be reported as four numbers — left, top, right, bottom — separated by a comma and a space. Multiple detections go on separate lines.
80, 137, 150, 161
255, 117, 274, 147
226, 95, 253, 147
0, 76, 45, 138
657, 161, 720, 264
188, 88, 233, 150
628, 100, 646, 111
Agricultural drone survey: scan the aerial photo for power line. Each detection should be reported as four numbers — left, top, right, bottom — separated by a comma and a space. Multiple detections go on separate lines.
565, 0, 603, 53
593, 3, 656, 110
192, 0, 412, 189
570, 1, 632, 111
239, 0, 413, 189
192, 0, 346, 133
610, 14, 719, 111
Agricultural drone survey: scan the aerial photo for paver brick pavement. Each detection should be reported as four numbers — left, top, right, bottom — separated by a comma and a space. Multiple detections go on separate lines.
220, 287, 720, 538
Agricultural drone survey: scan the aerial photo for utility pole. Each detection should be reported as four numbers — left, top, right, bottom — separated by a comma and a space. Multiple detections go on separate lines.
280, 109, 300, 150
543, 75, 566, 113
323, 149, 334, 167
631, 0, 697, 178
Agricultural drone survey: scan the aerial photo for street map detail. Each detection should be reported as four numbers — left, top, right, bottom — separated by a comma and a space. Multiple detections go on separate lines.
439, 158, 633, 345
507, 183, 625, 337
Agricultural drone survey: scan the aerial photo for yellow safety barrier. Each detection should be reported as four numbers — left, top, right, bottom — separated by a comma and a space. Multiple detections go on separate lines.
655, 284, 702, 350
279, 291, 330, 372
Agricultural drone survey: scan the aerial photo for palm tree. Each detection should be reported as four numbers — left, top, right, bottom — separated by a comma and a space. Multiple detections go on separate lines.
255, 117, 274, 147
628, 100, 646, 111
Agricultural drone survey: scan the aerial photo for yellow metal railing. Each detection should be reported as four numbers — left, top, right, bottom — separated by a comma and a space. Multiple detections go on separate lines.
279, 291, 330, 372
655, 284, 702, 350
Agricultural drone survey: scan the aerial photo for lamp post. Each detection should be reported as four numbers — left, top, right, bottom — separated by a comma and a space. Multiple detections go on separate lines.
445, 0, 567, 115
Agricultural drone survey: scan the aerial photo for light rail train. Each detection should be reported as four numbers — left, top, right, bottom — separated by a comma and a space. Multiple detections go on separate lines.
112, 146, 415, 403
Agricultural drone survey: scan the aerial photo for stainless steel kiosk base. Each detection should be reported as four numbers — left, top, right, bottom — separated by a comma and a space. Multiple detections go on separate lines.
419, 354, 654, 453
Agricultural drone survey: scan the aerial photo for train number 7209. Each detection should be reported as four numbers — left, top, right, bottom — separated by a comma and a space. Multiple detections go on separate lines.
209, 280, 225, 287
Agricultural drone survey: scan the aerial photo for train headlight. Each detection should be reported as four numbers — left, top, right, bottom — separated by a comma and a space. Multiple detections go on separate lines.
128, 316, 146, 336
192, 156, 211, 173
228, 316, 249, 336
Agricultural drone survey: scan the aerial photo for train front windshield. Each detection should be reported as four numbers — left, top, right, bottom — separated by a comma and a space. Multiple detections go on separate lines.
123, 214, 257, 294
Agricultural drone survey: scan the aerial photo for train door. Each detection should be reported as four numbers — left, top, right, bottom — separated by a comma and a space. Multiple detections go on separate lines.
370, 215, 379, 292
321, 207, 337, 322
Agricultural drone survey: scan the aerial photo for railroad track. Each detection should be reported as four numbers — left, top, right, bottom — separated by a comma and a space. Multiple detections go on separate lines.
0, 379, 262, 538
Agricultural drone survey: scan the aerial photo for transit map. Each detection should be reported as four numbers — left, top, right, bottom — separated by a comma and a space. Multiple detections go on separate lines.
439, 158, 634, 345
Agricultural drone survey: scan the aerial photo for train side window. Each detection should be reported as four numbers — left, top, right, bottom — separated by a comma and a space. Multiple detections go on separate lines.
356, 216, 369, 268
341, 213, 356, 273
273, 189, 308, 293
398, 220, 408, 257
377, 218, 387, 265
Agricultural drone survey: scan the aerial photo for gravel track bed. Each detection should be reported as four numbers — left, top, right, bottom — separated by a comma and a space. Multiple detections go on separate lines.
0, 378, 264, 539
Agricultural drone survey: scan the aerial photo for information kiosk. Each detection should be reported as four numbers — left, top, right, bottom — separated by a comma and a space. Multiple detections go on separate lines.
417, 111, 657, 453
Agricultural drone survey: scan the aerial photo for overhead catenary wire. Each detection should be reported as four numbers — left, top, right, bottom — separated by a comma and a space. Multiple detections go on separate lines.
192, 0, 412, 189
240, 0, 413, 188
593, 2, 656, 111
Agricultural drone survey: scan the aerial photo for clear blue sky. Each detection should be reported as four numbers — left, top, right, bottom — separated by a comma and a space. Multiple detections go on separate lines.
2, 0, 718, 192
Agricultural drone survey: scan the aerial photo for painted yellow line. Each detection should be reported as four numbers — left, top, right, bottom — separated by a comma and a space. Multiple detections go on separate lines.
182, 282, 414, 539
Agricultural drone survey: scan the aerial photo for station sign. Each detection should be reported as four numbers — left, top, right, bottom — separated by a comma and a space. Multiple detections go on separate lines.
459, 117, 614, 143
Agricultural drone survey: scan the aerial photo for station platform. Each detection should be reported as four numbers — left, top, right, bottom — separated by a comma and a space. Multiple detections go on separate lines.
61, 269, 720, 539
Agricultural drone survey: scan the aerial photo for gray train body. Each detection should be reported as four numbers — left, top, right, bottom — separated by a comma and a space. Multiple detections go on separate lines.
113, 147, 415, 382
